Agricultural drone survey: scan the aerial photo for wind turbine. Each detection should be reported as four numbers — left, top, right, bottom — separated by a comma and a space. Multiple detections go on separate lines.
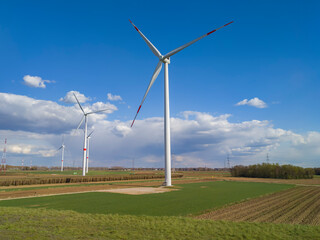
129, 20, 233, 186
73, 93, 109, 176
86, 130, 94, 174
58, 137, 65, 172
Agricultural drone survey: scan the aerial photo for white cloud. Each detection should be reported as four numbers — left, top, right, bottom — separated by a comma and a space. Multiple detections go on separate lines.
107, 93, 122, 101
0, 92, 117, 134
2, 92, 320, 168
23, 75, 54, 88
59, 91, 91, 103
8, 144, 32, 155
236, 97, 267, 108
111, 122, 131, 137
90, 102, 117, 114
7, 144, 56, 157
99, 111, 318, 168
0, 113, 317, 168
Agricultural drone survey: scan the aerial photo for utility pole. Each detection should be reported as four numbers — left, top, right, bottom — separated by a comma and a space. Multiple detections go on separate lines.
266, 153, 270, 163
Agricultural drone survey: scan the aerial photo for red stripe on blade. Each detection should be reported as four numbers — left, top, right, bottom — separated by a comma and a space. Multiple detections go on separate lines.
207, 29, 216, 35
224, 21, 234, 26
129, 19, 139, 32
83, 148, 86, 151
131, 120, 135, 128
131, 105, 142, 128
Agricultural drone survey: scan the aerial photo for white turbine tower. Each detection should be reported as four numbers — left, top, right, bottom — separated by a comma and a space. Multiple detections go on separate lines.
73, 93, 109, 176
1, 138, 7, 174
86, 130, 94, 174
129, 20, 233, 186
58, 138, 65, 172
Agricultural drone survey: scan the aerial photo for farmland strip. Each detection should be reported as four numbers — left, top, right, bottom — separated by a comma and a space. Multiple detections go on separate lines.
247, 187, 316, 222
232, 187, 313, 221
202, 187, 299, 220
306, 204, 320, 225
201, 187, 309, 221
197, 186, 320, 225
273, 188, 320, 224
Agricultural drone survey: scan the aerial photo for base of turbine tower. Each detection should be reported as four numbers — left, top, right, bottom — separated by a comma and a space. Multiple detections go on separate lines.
162, 181, 172, 187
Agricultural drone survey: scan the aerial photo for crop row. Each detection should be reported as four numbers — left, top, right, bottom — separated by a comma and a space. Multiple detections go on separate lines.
0, 173, 183, 186
251, 188, 317, 223
198, 187, 302, 220
197, 186, 320, 225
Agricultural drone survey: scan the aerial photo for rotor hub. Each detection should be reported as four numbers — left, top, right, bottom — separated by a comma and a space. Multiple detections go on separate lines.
161, 57, 170, 64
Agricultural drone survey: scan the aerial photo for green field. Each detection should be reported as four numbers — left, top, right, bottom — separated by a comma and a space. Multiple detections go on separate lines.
0, 207, 319, 240
0, 181, 293, 216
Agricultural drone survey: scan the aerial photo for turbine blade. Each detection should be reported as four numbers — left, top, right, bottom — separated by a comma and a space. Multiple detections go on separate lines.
131, 61, 162, 127
58, 146, 62, 150
76, 115, 85, 130
73, 92, 85, 114
88, 130, 94, 138
163, 21, 234, 59
129, 19, 162, 59
87, 108, 109, 115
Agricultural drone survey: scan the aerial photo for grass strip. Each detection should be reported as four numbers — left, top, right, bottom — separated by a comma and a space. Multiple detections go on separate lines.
0, 207, 319, 240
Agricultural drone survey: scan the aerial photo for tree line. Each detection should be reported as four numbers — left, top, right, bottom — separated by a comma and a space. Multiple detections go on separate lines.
314, 168, 320, 175
231, 163, 314, 179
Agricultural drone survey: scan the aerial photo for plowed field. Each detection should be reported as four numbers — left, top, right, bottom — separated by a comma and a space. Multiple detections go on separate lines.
197, 186, 320, 225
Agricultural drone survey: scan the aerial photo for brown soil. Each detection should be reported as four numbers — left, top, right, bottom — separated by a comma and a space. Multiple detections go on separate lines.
196, 186, 320, 225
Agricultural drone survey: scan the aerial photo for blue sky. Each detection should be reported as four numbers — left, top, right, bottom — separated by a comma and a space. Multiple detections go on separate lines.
0, 0, 320, 168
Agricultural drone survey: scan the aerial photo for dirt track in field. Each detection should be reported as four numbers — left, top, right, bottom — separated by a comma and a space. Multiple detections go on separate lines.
0, 178, 214, 200
196, 186, 320, 225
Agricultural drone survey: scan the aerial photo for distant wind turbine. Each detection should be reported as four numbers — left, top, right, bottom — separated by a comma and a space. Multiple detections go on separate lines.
86, 130, 94, 174
58, 137, 65, 172
129, 19, 233, 186
73, 93, 109, 176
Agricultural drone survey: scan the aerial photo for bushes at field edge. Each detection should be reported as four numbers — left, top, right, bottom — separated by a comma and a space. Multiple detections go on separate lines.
231, 163, 314, 179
